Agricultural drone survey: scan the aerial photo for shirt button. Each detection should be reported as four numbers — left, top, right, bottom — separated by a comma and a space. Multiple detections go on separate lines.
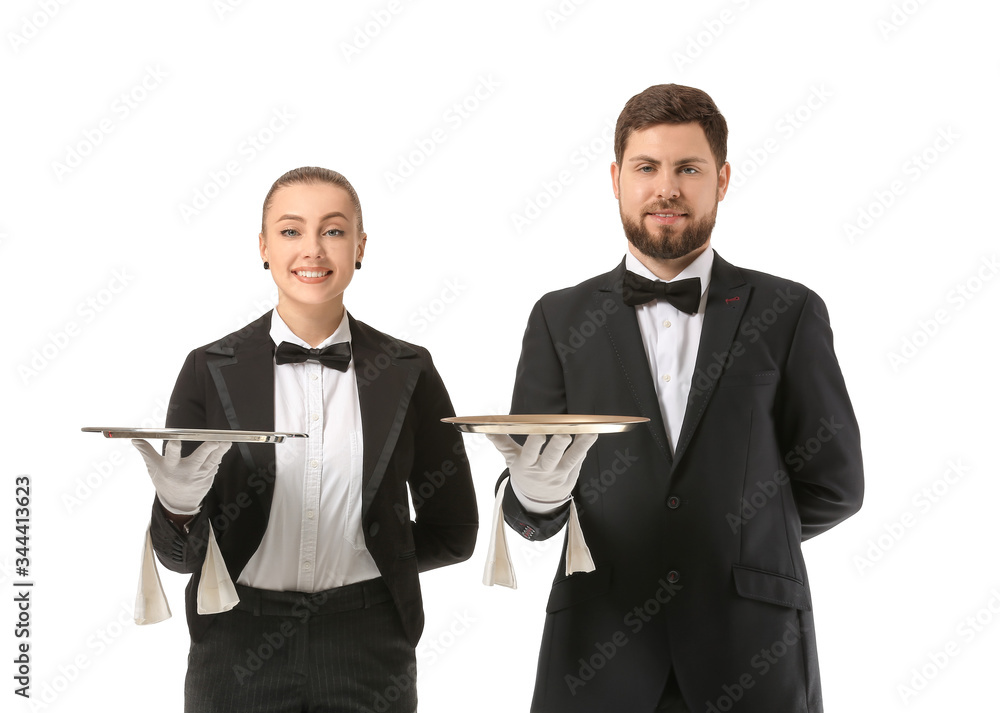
310, 373, 319, 381
309, 459, 318, 468
306, 510, 315, 519
662, 375, 671, 383
667, 570, 680, 583
663, 320, 672, 328
667, 496, 680, 509
303, 561, 312, 570
311, 413, 320, 421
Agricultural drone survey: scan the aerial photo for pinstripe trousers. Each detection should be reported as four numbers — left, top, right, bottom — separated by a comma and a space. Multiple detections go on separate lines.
185, 578, 417, 713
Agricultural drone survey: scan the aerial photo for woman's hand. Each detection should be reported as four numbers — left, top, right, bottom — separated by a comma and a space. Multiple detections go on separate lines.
132, 439, 232, 515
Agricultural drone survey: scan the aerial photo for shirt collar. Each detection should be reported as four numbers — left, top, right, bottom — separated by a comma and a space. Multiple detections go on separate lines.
269, 308, 352, 350
625, 245, 714, 297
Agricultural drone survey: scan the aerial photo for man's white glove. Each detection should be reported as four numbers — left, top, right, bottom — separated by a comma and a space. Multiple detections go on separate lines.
482, 432, 599, 587
486, 433, 597, 511
132, 439, 231, 516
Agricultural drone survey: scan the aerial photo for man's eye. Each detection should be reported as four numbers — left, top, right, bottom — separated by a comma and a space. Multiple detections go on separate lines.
681, 167, 698, 174
639, 165, 654, 173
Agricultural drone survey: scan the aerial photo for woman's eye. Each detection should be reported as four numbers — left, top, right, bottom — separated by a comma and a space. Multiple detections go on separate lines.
324, 228, 344, 237
280, 228, 299, 237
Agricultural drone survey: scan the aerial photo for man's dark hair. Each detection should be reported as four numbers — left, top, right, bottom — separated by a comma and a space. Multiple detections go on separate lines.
614, 84, 728, 169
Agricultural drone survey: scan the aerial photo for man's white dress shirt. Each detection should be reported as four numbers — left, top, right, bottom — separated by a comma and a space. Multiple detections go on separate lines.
626, 245, 714, 453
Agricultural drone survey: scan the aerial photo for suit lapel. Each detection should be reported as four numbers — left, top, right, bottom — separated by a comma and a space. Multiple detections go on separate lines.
205, 312, 276, 484
205, 311, 421, 523
672, 253, 749, 468
349, 314, 421, 520
598, 260, 673, 465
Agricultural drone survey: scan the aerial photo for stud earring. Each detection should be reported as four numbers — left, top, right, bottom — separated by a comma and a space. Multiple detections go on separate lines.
263, 261, 270, 270
355, 261, 362, 270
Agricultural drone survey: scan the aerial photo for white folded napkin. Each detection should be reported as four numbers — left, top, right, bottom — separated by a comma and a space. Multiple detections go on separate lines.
483, 478, 595, 588
565, 495, 595, 575
135, 526, 171, 625
483, 479, 517, 588
196, 522, 239, 615
134, 521, 239, 624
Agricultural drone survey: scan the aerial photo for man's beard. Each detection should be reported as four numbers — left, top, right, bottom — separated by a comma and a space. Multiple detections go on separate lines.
621, 200, 717, 261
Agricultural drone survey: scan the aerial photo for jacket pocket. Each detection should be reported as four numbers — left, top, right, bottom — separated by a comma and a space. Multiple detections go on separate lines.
397, 522, 416, 559
545, 566, 612, 614
732, 564, 811, 611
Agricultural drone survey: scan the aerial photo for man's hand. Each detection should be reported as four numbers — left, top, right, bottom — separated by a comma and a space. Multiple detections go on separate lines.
486, 433, 597, 509
132, 439, 232, 516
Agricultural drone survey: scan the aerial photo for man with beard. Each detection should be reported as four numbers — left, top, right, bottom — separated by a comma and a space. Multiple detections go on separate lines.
486, 84, 863, 712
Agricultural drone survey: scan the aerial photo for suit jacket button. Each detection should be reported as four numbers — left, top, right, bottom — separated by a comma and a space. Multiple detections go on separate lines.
369, 522, 380, 537
667, 570, 680, 583
667, 496, 680, 509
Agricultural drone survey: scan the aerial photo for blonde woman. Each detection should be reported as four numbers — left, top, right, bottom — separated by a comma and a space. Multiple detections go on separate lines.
137, 167, 478, 712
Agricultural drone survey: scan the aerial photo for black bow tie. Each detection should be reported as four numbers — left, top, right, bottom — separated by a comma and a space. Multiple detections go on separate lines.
622, 271, 702, 314
274, 341, 352, 371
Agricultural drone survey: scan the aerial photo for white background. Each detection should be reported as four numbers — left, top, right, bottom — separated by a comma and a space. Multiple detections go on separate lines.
3, 0, 999, 710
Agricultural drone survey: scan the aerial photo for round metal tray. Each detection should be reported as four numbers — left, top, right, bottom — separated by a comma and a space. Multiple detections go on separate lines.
81, 427, 308, 443
441, 415, 648, 435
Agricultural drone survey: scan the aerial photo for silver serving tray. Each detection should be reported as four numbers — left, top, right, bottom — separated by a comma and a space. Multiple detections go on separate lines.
81, 427, 308, 443
442, 415, 649, 435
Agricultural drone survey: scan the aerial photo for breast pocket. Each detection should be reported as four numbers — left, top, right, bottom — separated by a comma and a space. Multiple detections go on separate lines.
718, 370, 779, 389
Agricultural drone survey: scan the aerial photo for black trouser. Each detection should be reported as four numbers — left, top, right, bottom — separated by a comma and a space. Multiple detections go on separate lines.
657, 669, 691, 713
185, 578, 416, 713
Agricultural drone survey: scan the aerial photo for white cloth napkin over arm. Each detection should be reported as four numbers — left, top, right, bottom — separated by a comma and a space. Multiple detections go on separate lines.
196, 522, 239, 614
135, 525, 171, 625
508, 475, 595, 576
564, 495, 595, 575
483, 477, 517, 588
132, 438, 236, 621
134, 518, 239, 623
484, 433, 598, 586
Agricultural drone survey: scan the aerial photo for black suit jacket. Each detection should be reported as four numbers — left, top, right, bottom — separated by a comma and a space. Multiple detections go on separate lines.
501, 253, 863, 712
150, 311, 478, 645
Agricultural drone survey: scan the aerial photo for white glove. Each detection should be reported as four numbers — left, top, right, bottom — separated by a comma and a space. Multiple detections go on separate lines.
486, 433, 597, 510
483, 433, 599, 587
132, 439, 231, 515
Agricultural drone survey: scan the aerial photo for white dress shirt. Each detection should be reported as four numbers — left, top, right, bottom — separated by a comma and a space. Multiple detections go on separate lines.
237, 309, 381, 592
626, 246, 714, 453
